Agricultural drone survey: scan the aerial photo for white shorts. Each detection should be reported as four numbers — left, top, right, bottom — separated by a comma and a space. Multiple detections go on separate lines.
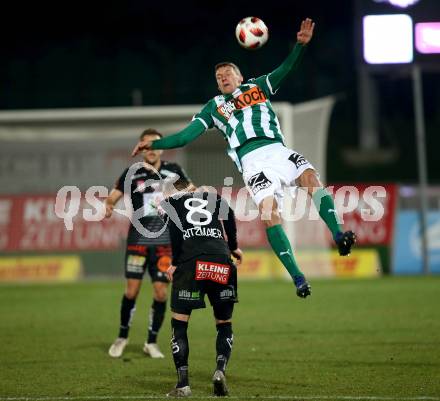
241, 142, 315, 206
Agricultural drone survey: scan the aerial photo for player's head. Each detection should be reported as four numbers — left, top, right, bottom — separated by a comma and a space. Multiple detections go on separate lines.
139, 128, 163, 164
163, 177, 193, 198
215, 62, 243, 94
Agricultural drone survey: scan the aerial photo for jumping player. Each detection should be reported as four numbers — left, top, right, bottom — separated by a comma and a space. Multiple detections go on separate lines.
106, 128, 193, 359
131, 18, 355, 299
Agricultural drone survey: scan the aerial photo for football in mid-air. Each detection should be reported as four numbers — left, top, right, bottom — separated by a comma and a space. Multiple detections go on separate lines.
235, 17, 269, 50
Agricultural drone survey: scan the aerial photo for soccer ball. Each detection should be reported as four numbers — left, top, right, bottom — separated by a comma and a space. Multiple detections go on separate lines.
235, 17, 269, 50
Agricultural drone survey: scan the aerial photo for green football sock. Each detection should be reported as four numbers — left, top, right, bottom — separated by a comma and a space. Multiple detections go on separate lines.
266, 224, 303, 279
312, 188, 343, 240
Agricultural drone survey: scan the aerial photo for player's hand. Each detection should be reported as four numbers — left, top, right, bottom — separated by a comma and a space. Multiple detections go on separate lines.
231, 248, 243, 265
297, 18, 315, 45
105, 202, 114, 218
131, 139, 153, 157
166, 265, 177, 282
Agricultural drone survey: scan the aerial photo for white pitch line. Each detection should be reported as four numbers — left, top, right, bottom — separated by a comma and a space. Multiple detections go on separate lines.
1, 396, 439, 401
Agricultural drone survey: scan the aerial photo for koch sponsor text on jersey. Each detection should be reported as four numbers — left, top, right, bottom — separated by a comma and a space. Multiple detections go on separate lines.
217, 86, 267, 120
195, 261, 231, 284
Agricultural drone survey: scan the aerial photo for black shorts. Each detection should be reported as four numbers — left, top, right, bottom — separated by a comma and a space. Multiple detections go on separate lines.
124, 244, 171, 283
171, 254, 238, 314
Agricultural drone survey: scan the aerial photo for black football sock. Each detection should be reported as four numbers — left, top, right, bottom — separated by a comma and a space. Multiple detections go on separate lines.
176, 366, 189, 389
147, 300, 167, 343
216, 322, 233, 373
171, 318, 189, 387
118, 295, 136, 339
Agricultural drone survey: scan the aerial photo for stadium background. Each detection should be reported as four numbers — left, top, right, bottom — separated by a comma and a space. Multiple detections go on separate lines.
0, 0, 439, 181
1, 1, 440, 399
1, 0, 440, 279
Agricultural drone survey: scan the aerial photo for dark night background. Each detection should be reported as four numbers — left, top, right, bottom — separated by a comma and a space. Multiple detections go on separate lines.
1, 0, 439, 183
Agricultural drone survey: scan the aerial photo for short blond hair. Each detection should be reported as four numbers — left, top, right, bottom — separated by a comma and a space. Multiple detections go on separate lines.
215, 62, 242, 76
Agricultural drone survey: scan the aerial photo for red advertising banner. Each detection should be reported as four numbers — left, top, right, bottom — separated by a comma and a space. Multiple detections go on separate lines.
0, 194, 129, 252
231, 183, 397, 248
331, 183, 397, 246
0, 192, 266, 252
287, 183, 397, 247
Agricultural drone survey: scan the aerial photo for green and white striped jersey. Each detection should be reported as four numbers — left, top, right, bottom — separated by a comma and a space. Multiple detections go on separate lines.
192, 74, 285, 170
150, 43, 306, 173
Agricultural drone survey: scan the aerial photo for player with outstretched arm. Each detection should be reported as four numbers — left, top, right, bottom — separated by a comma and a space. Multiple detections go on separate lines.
132, 19, 355, 299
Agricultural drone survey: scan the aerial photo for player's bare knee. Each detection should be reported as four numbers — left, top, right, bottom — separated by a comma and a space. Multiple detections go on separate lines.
125, 288, 139, 300
154, 288, 167, 302
215, 319, 232, 325
125, 279, 141, 300
262, 213, 281, 227
261, 208, 281, 227
153, 282, 168, 302
259, 197, 280, 226
172, 312, 190, 322
298, 169, 321, 194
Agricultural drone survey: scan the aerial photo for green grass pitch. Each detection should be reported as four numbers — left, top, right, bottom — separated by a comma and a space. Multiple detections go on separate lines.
1, 277, 439, 400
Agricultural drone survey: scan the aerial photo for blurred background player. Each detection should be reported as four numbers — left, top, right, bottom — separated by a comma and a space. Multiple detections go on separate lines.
106, 128, 193, 358
161, 178, 242, 397
131, 19, 355, 299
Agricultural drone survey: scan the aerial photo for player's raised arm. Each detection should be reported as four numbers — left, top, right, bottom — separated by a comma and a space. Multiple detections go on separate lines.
131, 118, 208, 157
297, 18, 315, 45
265, 18, 315, 94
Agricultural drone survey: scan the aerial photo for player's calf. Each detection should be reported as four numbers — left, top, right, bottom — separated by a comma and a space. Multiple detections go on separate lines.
212, 307, 233, 395
147, 299, 167, 346
170, 318, 190, 389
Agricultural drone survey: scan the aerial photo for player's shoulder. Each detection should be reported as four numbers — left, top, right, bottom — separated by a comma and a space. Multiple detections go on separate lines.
246, 75, 268, 88
195, 190, 225, 205
169, 190, 206, 202
160, 160, 183, 175
167, 191, 192, 207
210, 95, 226, 108
120, 166, 130, 176
114, 166, 130, 189
117, 166, 132, 181
245, 77, 258, 85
